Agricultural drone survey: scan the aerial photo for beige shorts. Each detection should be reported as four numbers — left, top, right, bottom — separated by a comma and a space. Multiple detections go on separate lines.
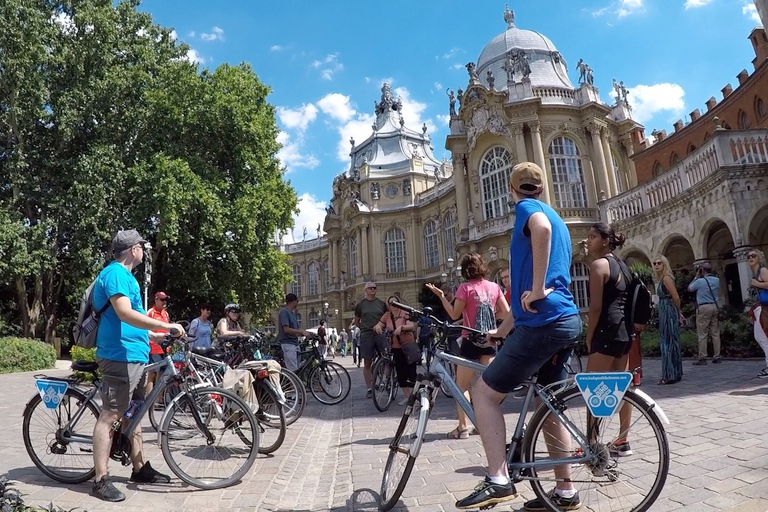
96, 357, 146, 414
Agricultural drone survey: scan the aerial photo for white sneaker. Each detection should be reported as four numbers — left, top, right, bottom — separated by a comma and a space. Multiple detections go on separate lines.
366, 388, 372, 398
398, 398, 409, 406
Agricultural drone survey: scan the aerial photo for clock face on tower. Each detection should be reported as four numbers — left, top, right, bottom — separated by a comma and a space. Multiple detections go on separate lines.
385, 184, 399, 198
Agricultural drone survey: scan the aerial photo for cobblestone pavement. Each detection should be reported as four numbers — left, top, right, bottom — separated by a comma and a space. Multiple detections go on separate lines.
3, 356, 768, 511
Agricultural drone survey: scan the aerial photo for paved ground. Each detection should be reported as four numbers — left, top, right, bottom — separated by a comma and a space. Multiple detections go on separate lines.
3, 356, 768, 511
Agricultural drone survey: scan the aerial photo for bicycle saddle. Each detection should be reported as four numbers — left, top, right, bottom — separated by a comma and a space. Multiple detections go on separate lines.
190, 346, 227, 361
71, 361, 99, 373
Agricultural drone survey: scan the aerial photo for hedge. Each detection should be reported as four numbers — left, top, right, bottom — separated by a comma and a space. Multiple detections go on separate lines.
0, 337, 57, 374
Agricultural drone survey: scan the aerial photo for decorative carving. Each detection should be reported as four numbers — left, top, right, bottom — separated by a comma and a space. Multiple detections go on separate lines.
370, 182, 380, 200
325, 205, 336, 216
385, 183, 398, 198
466, 106, 511, 152
509, 49, 531, 80
486, 69, 495, 90
527, 120, 541, 133
457, 87, 464, 111
552, 51, 561, 64
489, 246, 499, 261
502, 52, 515, 83
375, 82, 401, 116
540, 124, 558, 140
466, 62, 479, 84
511, 124, 525, 137
447, 88, 456, 116
402, 178, 412, 195
577, 59, 594, 85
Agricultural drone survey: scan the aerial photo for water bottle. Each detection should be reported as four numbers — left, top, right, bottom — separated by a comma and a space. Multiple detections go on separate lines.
124, 399, 143, 419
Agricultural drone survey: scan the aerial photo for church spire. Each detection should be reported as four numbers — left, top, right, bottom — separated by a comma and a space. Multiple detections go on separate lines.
504, 4, 515, 28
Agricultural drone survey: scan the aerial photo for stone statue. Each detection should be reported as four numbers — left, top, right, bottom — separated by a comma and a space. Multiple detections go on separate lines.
502, 51, 515, 83
446, 88, 456, 116
466, 62, 479, 83
375, 83, 396, 115
486, 69, 495, 90
586, 65, 594, 85
577, 59, 588, 84
612, 78, 621, 103
402, 178, 411, 195
325, 205, 336, 216
619, 81, 629, 102
510, 49, 531, 79
370, 182, 380, 200
457, 87, 464, 110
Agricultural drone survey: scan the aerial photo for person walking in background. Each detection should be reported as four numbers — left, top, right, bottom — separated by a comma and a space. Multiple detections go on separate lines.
328, 327, 338, 358
317, 320, 328, 359
427, 252, 509, 440
653, 255, 684, 385
584, 222, 634, 456
340, 328, 349, 357
689, 262, 721, 365
277, 293, 312, 372
188, 302, 213, 349
747, 249, 768, 377
352, 282, 388, 398
349, 324, 361, 367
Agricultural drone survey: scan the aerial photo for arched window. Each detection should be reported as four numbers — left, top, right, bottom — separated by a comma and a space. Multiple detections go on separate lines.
348, 236, 358, 280
444, 210, 458, 260
307, 262, 318, 296
669, 153, 679, 167
384, 227, 407, 273
549, 136, 587, 208
652, 162, 662, 177
703, 132, 710, 141
569, 262, 590, 310
480, 146, 512, 220
687, 143, 697, 155
295, 313, 302, 328
611, 153, 624, 193
323, 259, 330, 291
424, 220, 440, 269
757, 97, 767, 119
738, 110, 750, 129
308, 311, 319, 328
291, 265, 302, 297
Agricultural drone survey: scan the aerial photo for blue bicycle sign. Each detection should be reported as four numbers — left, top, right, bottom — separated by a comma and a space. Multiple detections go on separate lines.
35, 379, 69, 410
574, 372, 633, 418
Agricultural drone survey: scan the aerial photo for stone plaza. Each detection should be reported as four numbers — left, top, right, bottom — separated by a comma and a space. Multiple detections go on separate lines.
4, 356, 768, 511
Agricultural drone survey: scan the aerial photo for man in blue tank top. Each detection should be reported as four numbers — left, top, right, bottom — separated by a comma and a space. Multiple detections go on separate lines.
456, 163, 582, 511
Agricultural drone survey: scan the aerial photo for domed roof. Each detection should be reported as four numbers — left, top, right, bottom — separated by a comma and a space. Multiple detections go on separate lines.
476, 6, 573, 90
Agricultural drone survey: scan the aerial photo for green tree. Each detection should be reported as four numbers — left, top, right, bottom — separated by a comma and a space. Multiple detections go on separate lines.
0, 0, 296, 342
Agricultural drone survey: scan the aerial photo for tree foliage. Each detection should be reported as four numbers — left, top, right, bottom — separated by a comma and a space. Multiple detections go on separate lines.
0, 0, 297, 342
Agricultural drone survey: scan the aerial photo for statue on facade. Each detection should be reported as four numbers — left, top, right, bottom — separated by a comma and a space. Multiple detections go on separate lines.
586, 65, 594, 85
375, 83, 396, 115
370, 182, 380, 200
325, 204, 336, 216
509, 49, 531, 79
577, 59, 588, 84
619, 81, 629, 103
457, 87, 464, 110
402, 178, 411, 195
466, 62, 479, 83
446, 88, 456, 116
503, 52, 515, 83
486, 69, 495, 90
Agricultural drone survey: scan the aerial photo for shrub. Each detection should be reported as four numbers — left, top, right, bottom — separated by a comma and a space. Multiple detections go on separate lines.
69, 346, 98, 381
0, 337, 56, 374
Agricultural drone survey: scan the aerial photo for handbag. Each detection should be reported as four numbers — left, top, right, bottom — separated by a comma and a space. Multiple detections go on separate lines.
754, 266, 768, 305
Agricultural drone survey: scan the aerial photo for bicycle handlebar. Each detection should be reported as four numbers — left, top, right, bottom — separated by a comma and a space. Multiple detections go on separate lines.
389, 301, 496, 339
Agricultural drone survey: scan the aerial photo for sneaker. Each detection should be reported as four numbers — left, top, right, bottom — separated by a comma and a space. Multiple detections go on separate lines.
609, 439, 633, 457
712, 357, 722, 364
524, 489, 581, 511
398, 398, 409, 406
366, 388, 372, 398
759, 368, 768, 379
92, 476, 125, 502
693, 359, 707, 366
455, 477, 517, 509
130, 461, 171, 484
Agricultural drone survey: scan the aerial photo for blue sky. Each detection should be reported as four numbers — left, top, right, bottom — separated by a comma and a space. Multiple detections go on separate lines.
139, 0, 762, 243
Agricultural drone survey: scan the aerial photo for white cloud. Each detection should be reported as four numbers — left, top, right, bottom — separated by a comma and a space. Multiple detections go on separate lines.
450, 63, 464, 70
318, 93, 356, 123
276, 131, 320, 173
270, 44, 284, 51
437, 114, 451, 126
188, 31, 195, 37
395, 87, 437, 135
684, 0, 714, 8
277, 104, 319, 132
200, 26, 224, 42
627, 83, 686, 124
335, 113, 376, 161
184, 48, 205, 64
592, 0, 644, 18
284, 193, 328, 244
311, 53, 343, 80
433, 82, 443, 92
743, 2, 761, 22
441, 47, 461, 60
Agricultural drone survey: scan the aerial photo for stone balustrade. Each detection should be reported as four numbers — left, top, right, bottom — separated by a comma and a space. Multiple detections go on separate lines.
284, 236, 329, 254
602, 129, 768, 224
532, 87, 577, 105
415, 179, 454, 205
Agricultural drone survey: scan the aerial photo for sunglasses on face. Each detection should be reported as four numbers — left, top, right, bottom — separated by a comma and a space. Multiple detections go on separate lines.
367, 287, 377, 290
653, 262, 662, 266
229, 310, 240, 314
749, 254, 758, 259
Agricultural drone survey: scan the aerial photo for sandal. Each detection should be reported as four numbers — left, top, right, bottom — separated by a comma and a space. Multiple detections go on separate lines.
470, 427, 480, 436
447, 427, 469, 439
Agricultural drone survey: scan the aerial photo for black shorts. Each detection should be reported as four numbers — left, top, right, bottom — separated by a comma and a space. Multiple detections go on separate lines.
459, 337, 496, 360
590, 335, 632, 359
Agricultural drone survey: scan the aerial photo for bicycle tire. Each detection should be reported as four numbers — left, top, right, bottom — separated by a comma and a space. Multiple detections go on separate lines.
372, 357, 396, 412
22, 387, 99, 484
309, 361, 351, 405
522, 387, 669, 512
380, 389, 430, 511
159, 386, 259, 489
252, 379, 286, 454
149, 381, 182, 432
279, 368, 306, 425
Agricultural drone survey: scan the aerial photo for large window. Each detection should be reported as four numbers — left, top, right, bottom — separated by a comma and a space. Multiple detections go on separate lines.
384, 227, 407, 273
444, 211, 458, 261
348, 236, 358, 280
308, 311, 319, 328
569, 262, 590, 310
291, 265, 302, 297
307, 262, 318, 296
480, 146, 512, 220
549, 137, 587, 208
757, 97, 766, 119
424, 220, 440, 269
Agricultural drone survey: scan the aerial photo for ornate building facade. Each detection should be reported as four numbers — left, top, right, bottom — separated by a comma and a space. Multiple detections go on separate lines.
278, 6, 768, 330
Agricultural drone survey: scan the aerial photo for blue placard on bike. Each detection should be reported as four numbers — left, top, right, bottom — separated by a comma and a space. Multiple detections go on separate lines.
35, 379, 69, 410
574, 372, 632, 418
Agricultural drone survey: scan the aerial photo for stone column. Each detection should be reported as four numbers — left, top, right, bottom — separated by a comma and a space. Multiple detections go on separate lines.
734, 247, 753, 302
587, 123, 610, 201
512, 124, 527, 163
620, 136, 638, 188
453, 154, 469, 232
601, 129, 618, 197
527, 121, 552, 205
360, 222, 370, 278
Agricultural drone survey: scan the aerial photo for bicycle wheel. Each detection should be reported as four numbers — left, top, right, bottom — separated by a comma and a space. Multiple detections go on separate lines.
149, 381, 182, 432
565, 351, 584, 375
372, 358, 396, 412
440, 363, 456, 398
22, 387, 99, 484
309, 361, 351, 405
523, 387, 669, 512
279, 369, 306, 425
380, 389, 430, 511
159, 386, 259, 489
252, 379, 286, 454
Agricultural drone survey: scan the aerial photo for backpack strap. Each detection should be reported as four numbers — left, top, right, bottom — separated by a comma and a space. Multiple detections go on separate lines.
703, 276, 719, 308
95, 298, 111, 318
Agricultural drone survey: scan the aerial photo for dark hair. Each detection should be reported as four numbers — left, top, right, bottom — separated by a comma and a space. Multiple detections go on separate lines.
460, 252, 488, 280
319, 320, 325, 326
591, 222, 627, 250
199, 302, 210, 311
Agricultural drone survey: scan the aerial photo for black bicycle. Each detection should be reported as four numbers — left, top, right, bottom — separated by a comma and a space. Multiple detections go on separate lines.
371, 331, 398, 412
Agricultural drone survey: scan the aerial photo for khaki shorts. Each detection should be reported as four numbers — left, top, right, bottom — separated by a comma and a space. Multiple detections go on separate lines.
97, 357, 146, 414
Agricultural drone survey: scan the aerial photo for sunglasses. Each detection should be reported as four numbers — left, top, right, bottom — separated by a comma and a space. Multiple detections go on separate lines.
229, 310, 241, 314
366, 286, 377, 290
748, 254, 758, 259
653, 262, 662, 265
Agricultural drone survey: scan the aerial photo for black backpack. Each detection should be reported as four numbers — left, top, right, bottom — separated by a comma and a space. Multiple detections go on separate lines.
71, 278, 111, 349
624, 269, 652, 331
